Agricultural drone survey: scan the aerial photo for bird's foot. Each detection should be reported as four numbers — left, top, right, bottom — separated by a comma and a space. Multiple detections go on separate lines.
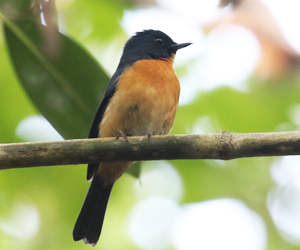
116, 131, 131, 141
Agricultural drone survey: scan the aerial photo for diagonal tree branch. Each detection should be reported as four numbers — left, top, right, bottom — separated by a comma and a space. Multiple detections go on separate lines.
1, 131, 300, 170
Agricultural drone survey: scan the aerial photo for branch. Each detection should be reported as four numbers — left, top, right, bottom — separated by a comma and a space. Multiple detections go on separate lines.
1, 131, 300, 170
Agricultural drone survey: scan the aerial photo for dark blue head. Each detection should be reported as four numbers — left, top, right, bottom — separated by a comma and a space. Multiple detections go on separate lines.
118, 30, 191, 67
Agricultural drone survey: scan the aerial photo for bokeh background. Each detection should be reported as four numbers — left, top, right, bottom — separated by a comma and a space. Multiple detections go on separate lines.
1, 0, 300, 249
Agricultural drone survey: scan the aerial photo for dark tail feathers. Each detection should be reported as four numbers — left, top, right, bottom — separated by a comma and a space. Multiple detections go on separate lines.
73, 177, 113, 246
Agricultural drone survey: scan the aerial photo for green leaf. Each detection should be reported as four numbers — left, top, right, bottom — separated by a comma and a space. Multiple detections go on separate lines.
3, 18, 110, 139
126, 162, 142, 179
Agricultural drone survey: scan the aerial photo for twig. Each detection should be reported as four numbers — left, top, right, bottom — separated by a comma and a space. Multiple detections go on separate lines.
1, 131, 300, 170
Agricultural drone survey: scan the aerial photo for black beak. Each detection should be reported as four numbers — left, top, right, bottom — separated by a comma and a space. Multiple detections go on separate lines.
169, 42, 192, 53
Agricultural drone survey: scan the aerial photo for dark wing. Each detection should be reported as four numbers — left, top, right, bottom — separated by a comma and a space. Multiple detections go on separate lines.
87, 81, 116, 139
86, 68, 125, 181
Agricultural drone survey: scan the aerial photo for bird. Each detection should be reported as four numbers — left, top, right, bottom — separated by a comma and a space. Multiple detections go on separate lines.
73, 29, 191, 246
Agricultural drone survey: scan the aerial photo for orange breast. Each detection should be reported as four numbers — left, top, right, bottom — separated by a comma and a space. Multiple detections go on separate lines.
99, 58, 180, 138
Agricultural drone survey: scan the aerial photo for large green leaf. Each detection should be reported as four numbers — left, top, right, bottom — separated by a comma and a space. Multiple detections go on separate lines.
3, 17, 110, 139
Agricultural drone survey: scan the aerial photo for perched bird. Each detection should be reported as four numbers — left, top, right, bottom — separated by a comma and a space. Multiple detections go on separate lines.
73, 29, 191, 246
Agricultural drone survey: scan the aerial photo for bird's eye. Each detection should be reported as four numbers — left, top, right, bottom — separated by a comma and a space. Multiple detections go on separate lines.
154, 38, 164, 46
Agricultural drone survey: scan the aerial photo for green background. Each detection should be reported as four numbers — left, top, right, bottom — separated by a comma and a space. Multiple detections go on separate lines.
1, 0, 300, 249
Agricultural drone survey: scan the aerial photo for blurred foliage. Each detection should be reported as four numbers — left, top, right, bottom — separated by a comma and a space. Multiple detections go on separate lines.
1, 0, 300, 250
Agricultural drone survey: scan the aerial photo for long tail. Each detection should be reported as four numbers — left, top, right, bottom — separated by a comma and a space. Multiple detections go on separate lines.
73, 177, 113, 246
